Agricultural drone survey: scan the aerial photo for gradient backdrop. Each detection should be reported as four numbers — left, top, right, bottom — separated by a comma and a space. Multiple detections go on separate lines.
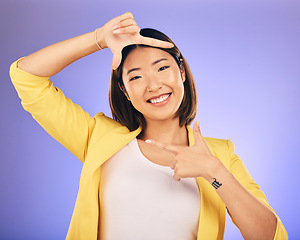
1, 0, 299, 239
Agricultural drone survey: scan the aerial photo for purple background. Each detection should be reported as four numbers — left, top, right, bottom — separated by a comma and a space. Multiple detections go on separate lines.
1, 0, 299, 239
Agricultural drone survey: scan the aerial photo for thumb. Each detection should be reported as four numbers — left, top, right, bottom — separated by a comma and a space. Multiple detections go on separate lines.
193, 119, 202, 145
112, 52, 122, 70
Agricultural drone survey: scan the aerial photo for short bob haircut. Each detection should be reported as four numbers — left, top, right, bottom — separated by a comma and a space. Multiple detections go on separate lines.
109, 28, 197, 132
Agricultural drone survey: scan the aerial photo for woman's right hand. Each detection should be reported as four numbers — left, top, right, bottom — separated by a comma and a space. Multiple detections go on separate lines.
99, 12, 174, 70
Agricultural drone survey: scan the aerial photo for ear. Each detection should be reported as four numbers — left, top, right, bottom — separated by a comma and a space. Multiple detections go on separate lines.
118, 82, 131, 101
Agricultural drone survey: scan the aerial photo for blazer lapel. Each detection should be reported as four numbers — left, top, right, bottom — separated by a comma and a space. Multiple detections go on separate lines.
186, 126, 221, 240
80, 125, 142, 183
72, 126, 142, 239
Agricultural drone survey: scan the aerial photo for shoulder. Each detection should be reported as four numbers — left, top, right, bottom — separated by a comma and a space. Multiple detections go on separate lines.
91, 112, 141, 140
93, 112, 130, 134
203, 137, 235, 168
94, 112, 123, 128
86, 112, 141, 154
203, 137, 233, 153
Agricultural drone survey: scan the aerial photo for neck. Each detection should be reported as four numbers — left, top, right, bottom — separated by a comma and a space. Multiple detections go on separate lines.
138, 117, 189, 146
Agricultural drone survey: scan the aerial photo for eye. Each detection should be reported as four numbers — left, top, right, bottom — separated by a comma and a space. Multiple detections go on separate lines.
158, 66, 170, 72
129, 76, 141, 81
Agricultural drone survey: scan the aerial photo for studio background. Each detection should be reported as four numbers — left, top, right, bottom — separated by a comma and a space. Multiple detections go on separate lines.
1, 0, 299, 239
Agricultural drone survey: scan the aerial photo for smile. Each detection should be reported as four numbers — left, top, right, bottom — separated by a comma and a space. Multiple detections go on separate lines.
147, 93, 171, 104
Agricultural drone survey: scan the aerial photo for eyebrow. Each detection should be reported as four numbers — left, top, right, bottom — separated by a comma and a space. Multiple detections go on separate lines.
126, 58, 168, 75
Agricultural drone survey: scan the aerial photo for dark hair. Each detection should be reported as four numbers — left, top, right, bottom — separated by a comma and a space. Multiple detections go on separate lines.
109, 28, 197, 131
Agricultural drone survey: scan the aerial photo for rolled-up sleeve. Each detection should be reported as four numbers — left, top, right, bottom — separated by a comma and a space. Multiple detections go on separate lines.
227, 139, 288, 239
10, 58, 96, 163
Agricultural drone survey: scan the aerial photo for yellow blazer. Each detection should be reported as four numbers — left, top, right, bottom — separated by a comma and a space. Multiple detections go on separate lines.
10, 59, 288, 240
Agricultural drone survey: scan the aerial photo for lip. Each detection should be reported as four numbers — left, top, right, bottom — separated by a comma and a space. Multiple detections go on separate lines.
147, 93, 172, 106
147, 93, 172, 102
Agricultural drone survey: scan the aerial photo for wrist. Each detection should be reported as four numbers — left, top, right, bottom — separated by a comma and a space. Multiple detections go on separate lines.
204, 157, 228, 184
96, 27, 107, 49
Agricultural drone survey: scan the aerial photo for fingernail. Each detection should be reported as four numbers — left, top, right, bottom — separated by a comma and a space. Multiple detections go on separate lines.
112, 25, 118, 30
165, 43, 174, 48
145, 139, 152, 144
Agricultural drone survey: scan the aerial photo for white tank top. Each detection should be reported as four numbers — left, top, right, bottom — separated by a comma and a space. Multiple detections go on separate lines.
99, 138, 200, 240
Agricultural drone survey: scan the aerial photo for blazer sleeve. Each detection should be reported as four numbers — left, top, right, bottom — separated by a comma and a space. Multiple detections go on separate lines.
227, 139, 288, 239
9, 58, 96, 163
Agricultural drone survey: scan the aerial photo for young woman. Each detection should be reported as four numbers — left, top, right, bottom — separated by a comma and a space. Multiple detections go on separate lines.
10, 12, 287, 240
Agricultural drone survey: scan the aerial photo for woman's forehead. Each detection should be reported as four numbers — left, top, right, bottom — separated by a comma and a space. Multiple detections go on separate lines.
123, 47, 173, 68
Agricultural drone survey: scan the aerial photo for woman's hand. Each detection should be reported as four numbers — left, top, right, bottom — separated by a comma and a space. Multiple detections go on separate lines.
146, 121, 280, 240
100, 12, 174, 70
145, 120, 223, 182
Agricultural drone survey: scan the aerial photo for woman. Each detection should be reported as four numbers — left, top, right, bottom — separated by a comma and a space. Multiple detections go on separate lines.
10, 12, 287, 240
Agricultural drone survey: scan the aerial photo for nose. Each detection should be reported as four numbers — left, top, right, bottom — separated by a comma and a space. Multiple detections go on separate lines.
146, 75, 162, 92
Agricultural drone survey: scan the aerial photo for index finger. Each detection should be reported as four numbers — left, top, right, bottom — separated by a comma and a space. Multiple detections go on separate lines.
145, 139, 179, 154
140, 36, 174, 48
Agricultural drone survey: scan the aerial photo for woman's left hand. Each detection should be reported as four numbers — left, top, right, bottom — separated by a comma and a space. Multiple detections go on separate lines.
145, 120, 222, 181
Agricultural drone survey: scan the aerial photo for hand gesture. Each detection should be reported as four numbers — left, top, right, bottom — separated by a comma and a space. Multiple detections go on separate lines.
145, 120, 222, 182
100, 12, 174, 70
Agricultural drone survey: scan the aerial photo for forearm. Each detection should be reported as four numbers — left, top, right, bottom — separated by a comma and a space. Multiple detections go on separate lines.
18, 27, 106, 77
207, 161, 277, 240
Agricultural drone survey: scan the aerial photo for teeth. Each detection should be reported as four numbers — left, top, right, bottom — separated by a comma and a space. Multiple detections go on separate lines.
149, 94, 170, 104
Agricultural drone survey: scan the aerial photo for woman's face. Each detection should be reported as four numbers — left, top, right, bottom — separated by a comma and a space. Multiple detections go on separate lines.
121, 47, 186, 124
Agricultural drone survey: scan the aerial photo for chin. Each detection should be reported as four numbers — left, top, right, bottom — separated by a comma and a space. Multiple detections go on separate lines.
143, 112, 179, 124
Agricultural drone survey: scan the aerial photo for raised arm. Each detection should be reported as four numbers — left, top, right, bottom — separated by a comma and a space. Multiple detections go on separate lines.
18, 12, 173, 76
17, 29, 103, 77
11, 12, 173, 163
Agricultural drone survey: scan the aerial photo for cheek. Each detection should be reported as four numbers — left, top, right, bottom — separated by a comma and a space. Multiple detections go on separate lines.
170, 72, 185, 94
172, 77, 185, 104
177, 84, 185, 105
128, 91, 146, 114
125, 83, 145, 103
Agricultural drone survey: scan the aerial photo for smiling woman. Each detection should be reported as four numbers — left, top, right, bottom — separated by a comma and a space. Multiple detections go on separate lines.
110, 28, 197, 131
9, 12, 288, 240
